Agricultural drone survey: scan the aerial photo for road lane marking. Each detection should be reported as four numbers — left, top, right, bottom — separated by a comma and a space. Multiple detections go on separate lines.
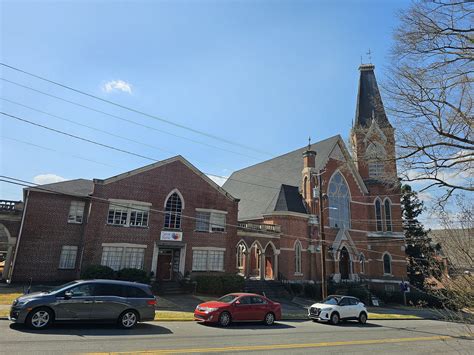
85, 334, 470, 354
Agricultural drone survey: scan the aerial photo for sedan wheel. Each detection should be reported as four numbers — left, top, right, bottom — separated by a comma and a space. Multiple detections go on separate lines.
119, 311, 138, 329
27, 308, 53, 329
359, 312, 368, 324
218, 312, 231, 327
329, 312, 340, 325
264, 312, 275, 326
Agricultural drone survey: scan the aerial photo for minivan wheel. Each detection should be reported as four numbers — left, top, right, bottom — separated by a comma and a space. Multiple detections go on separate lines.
358, 312, 368, 324
118, 310, 138, 329
329, 312, 340, 325
264, 312, 275, 326
26, 307, 53, 329
218, 311, 231, 327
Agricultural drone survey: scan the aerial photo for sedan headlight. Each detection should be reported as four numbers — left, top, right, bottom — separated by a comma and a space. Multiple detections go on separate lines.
197, 306, 219, 313
15, 299, 32, 307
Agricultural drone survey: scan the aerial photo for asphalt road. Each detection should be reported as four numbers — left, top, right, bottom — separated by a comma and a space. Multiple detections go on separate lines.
0, 318, 472, 354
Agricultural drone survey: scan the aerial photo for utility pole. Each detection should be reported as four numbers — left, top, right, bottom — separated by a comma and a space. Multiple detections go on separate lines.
318, 173, 327, 300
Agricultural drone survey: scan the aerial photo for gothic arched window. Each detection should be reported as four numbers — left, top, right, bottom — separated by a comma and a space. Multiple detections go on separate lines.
295, 241, 302, 274
383, 253, 392, 275
375, 198, 383, 232
328, 172, 351, 229
366, 142, 386, 178
164, 192, 183, 229
384, 198, 392, 232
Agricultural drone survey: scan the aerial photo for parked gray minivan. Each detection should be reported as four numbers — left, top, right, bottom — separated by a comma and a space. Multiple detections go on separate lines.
9, 279, 156, 329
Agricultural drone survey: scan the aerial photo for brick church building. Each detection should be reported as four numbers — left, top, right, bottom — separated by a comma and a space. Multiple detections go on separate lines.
5, 64, 406, 292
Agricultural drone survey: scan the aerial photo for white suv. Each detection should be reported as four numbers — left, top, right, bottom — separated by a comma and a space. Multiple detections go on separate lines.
308, 295, 368, 325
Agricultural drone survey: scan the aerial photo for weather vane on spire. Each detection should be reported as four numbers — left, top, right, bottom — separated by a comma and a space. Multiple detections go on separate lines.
366, 49, 372, 63
308, 136, 311, 150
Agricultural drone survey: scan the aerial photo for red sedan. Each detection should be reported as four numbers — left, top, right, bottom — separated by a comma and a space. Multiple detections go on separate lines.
194, 293, 281, 327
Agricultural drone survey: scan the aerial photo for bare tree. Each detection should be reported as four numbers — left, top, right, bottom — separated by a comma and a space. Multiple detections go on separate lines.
385, 0, 474, 203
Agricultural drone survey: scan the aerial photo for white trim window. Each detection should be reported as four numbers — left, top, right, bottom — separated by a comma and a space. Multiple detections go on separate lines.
192, 249, 224, 271
195, 210, 226, 232
295, 241, 302, 274
101, 246, 145, 271
59, 245, 78, 269
107, 202, 149, 228
68, 201, 85, 224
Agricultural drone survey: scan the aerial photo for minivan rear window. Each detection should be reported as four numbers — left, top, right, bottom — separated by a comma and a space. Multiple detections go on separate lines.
126, 286, 151, 298
94, 284, 126, 297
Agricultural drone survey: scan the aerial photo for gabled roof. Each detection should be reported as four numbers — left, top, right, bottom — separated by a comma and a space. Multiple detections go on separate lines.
27, 179, 93, 197
95, 155, 238, 202
223, 136, 340, 220
354, 64, 392, 129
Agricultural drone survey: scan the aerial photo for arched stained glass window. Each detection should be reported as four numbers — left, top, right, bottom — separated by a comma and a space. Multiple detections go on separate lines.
164, 192, 182, 229
328, 172, 351, 229
384, 199, 392, 232
375, 199, 383, 231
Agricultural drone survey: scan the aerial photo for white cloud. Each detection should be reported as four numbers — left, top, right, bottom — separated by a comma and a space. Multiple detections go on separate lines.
207, 174, 228, 186
33, 174, 66, 185
102, 80, 133, 94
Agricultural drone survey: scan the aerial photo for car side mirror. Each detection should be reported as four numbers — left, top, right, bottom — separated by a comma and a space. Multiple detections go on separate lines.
64, 291, 73, 299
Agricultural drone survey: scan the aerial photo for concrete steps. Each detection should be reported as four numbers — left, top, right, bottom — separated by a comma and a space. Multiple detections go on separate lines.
244, 280, 291, 300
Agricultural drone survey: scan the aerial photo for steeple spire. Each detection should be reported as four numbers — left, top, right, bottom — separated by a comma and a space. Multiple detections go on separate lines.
354, 64, 391, 129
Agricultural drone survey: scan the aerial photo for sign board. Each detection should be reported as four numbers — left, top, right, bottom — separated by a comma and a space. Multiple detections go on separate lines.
160, 231, 183, 242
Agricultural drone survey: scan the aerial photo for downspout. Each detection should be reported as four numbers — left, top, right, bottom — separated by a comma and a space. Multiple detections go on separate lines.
8, 189, 30, 283
76, 199, 91, 279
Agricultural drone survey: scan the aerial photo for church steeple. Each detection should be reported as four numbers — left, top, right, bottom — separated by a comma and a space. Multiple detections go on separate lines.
354, 64, 392, 129
351, 64, 397, 183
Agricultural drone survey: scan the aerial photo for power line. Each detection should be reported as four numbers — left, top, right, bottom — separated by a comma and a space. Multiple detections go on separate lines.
0, 176, 411, 260
0, 78, 262, 161
0, 62, 272, 156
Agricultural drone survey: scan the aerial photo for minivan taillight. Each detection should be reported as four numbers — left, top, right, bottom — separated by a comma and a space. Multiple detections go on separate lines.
147, 299, 157, 306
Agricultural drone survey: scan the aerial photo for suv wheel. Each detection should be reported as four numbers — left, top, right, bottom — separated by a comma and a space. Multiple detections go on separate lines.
329, 312, 340, 325
27, 307, 53, 329
119, 310, 138, 329
358, 312, 368, 324
263, 312, 275, 326
218, 311, 231, 327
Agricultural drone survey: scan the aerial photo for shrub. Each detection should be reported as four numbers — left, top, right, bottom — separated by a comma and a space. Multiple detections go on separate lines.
81, 265, 115, 280
289, 282, 303, 295
117, 268, 150, 284
303, 283, 320, 299
347, 286, 371, 304
194, 274, 244, 295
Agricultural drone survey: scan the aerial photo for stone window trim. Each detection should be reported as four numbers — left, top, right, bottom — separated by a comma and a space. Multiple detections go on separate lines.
68, 201, 85, 224
58, 245, 78, 270
195, 208, 227, 233
106, 199, 150, 228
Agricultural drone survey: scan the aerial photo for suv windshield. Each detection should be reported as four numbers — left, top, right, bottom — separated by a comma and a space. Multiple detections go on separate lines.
47, 281, 79, 294
322, 296, 341, 305
218, 295, 239, 303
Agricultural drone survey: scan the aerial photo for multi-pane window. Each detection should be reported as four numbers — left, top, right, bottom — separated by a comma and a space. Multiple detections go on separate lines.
195, 210, 226, 232
383, 253, 392, 275
59, 246, 78, 269
101, 246, 145, 271
375, 199, 383, 231
107, 203, 149, 227
192, 249, 224, 271
68, 201, 85, 224
58, 246, 78, 269
384, 199, 392, 232
295, 242, 302, 274
164, 192, 182, 229
328, 172, 351, 229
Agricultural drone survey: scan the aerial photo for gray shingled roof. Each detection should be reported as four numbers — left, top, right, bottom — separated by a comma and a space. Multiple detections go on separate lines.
28, 179, 93, 197
354, 64, 391, 129
223, 135, 340, 220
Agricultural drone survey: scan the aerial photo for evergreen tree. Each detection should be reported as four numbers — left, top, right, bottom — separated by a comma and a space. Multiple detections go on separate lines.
401, 184, 435, 289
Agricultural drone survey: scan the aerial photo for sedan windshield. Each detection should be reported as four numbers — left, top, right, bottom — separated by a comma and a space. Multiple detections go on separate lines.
218, 295, 239, 303
322, 296, 340, 305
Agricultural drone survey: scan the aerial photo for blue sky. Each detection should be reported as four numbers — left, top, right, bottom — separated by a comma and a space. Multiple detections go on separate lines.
1, 0, 412, 200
